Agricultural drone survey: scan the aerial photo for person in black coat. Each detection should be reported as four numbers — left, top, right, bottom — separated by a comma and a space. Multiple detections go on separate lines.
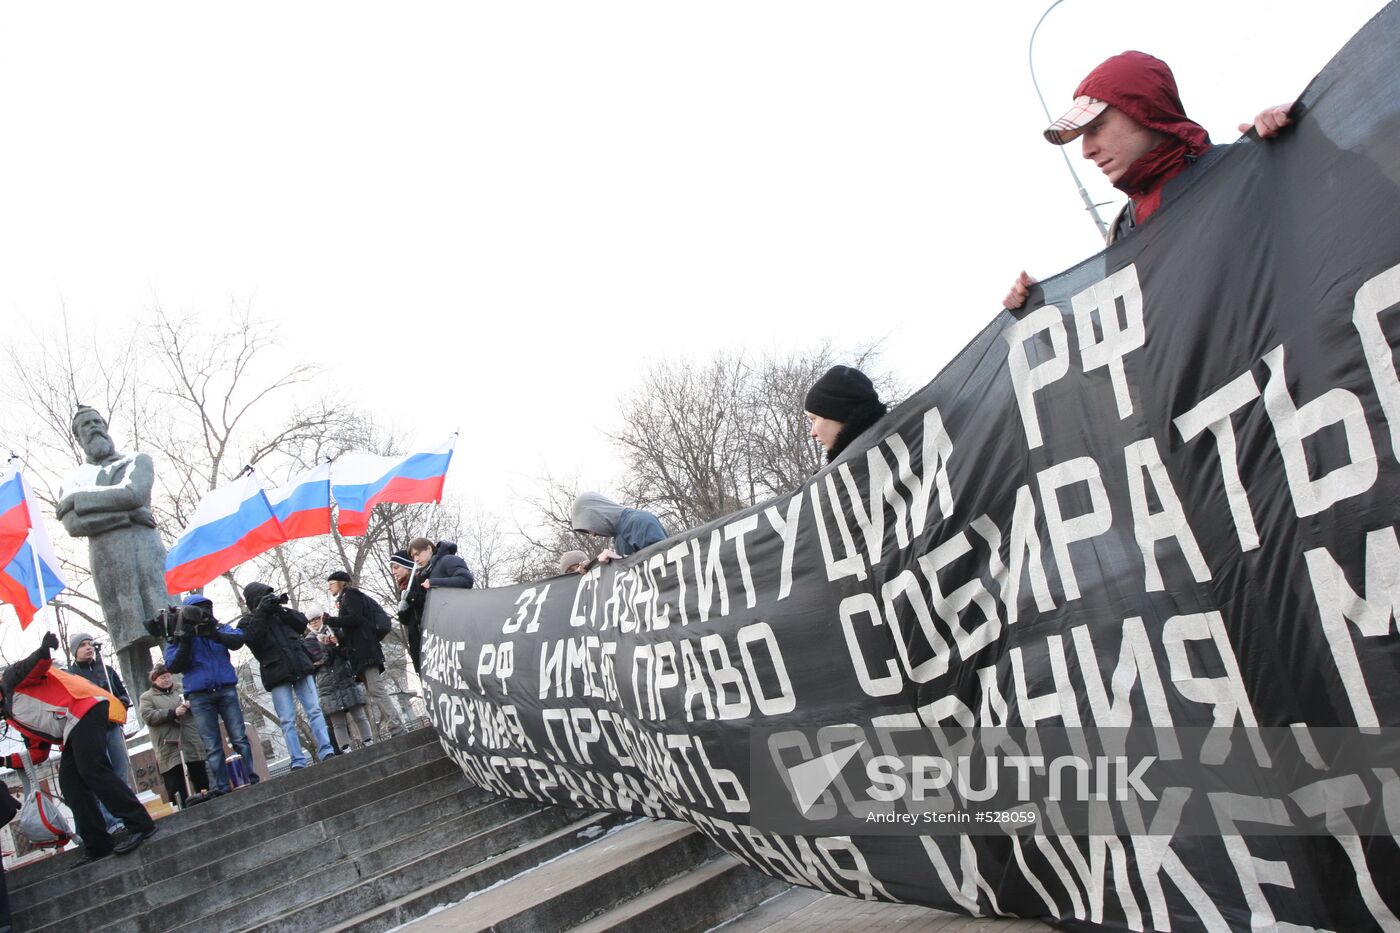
394, 539, 474, 674
65, 632, 136, 831
303, 613, 374, 751
326, 572, 406, 738
240, 582, 336, 768
389, 550, 423, 674
803, 365, 888, 463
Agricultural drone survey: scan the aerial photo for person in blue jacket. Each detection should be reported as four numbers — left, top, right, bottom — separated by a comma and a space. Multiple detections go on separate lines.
164, 595, 257, 793
570, 492, 668, 564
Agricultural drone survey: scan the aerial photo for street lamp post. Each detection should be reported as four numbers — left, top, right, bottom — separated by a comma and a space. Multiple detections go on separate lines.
1029, 0, 1110, 240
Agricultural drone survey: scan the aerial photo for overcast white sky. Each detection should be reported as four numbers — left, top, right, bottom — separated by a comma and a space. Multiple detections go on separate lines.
0, 1, 1389, 639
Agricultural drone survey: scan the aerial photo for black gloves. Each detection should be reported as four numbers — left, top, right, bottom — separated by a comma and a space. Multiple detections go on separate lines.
41, 632, 59, 652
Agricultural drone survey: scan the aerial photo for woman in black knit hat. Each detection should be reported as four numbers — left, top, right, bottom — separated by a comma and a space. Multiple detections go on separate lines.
803, 365, 888, 463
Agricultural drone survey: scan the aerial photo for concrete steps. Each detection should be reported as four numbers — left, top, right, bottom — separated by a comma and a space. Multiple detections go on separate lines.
318, 811, 638, 933
6, 721, 1048, 933
570, 851, 784, 933
391, 817, 787, 933
4, 725, 613, 933
711, 886, 1053, 932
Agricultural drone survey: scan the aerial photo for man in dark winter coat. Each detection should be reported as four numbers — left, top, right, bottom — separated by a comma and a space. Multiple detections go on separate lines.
568, 495, 667, 564
405, 538, 475, 589
399, 540, 475, 671
803, 365, 888, 464
326, 572, 406, 739
164, 595, 258, 793
240, 582, 335, 767
2, 633, 157, 864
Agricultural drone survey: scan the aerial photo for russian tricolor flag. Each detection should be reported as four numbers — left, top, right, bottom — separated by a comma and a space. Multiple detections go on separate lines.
0, 471, 28, 568
0, 470, 69, 628
331, 436, 456, 536
165, 473, 287, 592
267, 462, 332, 541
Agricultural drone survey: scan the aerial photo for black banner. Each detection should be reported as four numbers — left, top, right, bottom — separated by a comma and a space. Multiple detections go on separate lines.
422, 6, 1400, 930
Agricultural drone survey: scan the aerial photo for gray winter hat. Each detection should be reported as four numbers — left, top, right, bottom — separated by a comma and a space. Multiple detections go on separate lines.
558, 550, 588, 574
69, 632, 96, 656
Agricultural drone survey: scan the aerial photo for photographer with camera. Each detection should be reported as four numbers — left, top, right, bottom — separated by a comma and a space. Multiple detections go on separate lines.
162, 595, 259, 794
0, 632, 157, 865
240, 583, 335, 768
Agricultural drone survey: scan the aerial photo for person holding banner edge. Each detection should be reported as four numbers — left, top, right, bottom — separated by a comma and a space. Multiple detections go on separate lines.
558, 550, 590, 575
569, 495, 668, 564
1003, 50, 1294, 308
804, 365, 889, 463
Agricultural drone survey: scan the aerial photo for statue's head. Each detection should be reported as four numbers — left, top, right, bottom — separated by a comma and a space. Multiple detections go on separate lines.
71, 405, 116, 463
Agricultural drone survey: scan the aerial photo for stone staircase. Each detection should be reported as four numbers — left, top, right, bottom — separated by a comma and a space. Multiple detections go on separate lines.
3, 726, 782, 933
7, 728, 535, 931
393, 818, 786, 933
7, 726, 1004, 932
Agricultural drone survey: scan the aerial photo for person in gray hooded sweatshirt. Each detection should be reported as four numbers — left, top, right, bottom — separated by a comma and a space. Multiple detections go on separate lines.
570, 492, 668, 564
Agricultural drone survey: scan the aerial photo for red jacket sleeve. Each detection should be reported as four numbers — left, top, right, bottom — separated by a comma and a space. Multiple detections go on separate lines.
4, 734, 52, 770
17, 657, 52, 690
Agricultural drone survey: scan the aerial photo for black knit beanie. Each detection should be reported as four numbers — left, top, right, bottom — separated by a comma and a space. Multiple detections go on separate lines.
804, 365, 880, 421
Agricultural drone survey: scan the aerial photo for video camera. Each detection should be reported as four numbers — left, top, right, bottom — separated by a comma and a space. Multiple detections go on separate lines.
252, 591, 292, 614
146, 603, 217, 644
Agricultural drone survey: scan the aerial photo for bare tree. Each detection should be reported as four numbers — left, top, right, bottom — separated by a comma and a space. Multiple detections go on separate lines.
455, 507, 519, 589
612, 355, 750, 530
607, 343, 903, 535
142, 302, 346, 530
509, 469, 602, 582
740, 344, 834, 499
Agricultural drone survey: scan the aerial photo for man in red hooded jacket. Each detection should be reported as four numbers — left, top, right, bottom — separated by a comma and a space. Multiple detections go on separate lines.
1, 633, 157, 865
1003, 51, 1292, 307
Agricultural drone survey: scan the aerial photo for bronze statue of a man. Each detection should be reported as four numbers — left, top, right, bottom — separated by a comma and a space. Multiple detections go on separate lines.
57, 406, 170, 693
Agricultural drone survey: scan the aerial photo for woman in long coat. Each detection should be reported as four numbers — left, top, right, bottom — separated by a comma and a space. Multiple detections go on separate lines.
305, 614, 374, 751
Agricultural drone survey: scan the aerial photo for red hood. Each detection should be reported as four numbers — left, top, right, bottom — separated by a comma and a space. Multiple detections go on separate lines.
1077, 51, 1210, 156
